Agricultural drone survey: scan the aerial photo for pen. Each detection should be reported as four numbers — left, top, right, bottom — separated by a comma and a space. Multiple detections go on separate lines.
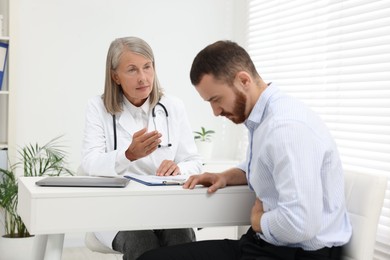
162, 180, 185, 185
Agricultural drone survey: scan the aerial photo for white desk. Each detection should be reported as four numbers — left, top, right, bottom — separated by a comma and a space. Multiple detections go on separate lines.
18, 176, 255, 260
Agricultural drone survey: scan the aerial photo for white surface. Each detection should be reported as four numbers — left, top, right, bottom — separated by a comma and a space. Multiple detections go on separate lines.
18, 176, 255, 260
18, 177, 254, 234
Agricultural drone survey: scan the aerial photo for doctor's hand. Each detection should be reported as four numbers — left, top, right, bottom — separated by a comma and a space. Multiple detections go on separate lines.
156, 160, 180, 176
125, 128, 162, 161
251, 198, 264, 233
183, 172, 227, 193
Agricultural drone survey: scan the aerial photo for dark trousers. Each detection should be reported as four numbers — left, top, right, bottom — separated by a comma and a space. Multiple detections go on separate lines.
137, 228, 343, 260
113, 228, 196, 260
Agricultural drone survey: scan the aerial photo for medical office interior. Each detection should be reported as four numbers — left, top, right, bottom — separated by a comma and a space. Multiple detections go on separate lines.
0, 0, 389, 259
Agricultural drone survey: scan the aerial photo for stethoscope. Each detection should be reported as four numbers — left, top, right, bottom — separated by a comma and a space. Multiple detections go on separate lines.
112, 102, 171, 150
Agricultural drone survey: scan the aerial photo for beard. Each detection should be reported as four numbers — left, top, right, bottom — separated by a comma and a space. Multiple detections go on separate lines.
221, 88, 247, 124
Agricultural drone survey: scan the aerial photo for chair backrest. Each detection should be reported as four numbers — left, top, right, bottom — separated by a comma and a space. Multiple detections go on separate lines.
342, 171, 387, 260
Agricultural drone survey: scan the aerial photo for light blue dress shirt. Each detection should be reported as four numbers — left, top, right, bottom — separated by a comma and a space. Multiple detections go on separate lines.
238, 84, 352, 250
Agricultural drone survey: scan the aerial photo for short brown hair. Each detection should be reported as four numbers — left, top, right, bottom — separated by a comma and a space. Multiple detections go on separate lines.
190, 40, 260, 86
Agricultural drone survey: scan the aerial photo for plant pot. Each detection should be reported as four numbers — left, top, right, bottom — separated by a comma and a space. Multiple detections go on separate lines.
195, 140, 213, 160
0, 235, 36, 260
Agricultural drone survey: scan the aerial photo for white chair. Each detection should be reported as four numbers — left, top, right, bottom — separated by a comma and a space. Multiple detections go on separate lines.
342, 171, 387, 260
85, 232, 123, 258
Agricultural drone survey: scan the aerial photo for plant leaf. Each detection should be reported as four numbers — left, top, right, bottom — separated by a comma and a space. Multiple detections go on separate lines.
0, 135, 74, 237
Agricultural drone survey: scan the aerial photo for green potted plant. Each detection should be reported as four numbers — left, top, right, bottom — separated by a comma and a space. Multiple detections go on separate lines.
0, 136, 73, 260
194, 127, 215, 142
194, 127, 215, 159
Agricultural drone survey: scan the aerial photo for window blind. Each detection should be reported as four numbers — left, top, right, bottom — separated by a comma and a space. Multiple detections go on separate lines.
246, 0, 390, 259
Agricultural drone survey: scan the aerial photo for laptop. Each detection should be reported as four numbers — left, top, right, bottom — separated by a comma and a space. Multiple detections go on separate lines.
35, 176, 130, 188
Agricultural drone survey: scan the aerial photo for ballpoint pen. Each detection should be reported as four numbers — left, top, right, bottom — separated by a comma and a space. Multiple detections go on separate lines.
162, 180, 185, 185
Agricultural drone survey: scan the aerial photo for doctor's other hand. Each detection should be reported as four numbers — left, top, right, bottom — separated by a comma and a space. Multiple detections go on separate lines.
251, 198, 264, 233
156, 160, 180, 176
183, 172, 227, 193
125, 128, 162, 161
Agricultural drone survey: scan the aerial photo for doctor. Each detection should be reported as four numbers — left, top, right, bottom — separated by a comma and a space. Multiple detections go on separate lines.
80, 36, 202, 260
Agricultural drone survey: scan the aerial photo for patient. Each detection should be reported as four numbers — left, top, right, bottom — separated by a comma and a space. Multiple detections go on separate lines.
137, 40, 352, 260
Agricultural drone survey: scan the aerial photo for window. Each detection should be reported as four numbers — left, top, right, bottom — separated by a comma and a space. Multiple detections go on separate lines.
246, 0, 390, 258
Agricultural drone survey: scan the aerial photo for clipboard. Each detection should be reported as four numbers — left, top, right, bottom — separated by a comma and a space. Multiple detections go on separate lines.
124, 173, 188, 186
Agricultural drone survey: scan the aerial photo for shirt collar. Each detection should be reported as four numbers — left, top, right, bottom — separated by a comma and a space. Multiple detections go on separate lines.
123, 96, 150, 117
245, 83, 279, 132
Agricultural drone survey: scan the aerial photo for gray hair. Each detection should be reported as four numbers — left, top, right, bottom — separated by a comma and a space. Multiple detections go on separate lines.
103, 36, 163, 114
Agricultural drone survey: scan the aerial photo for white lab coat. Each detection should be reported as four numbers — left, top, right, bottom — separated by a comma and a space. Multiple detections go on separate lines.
80, 94, 203, 248
81, 94, 202, 176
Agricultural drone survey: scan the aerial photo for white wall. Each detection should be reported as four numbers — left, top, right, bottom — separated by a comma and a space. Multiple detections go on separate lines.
9, 0, 247, 171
